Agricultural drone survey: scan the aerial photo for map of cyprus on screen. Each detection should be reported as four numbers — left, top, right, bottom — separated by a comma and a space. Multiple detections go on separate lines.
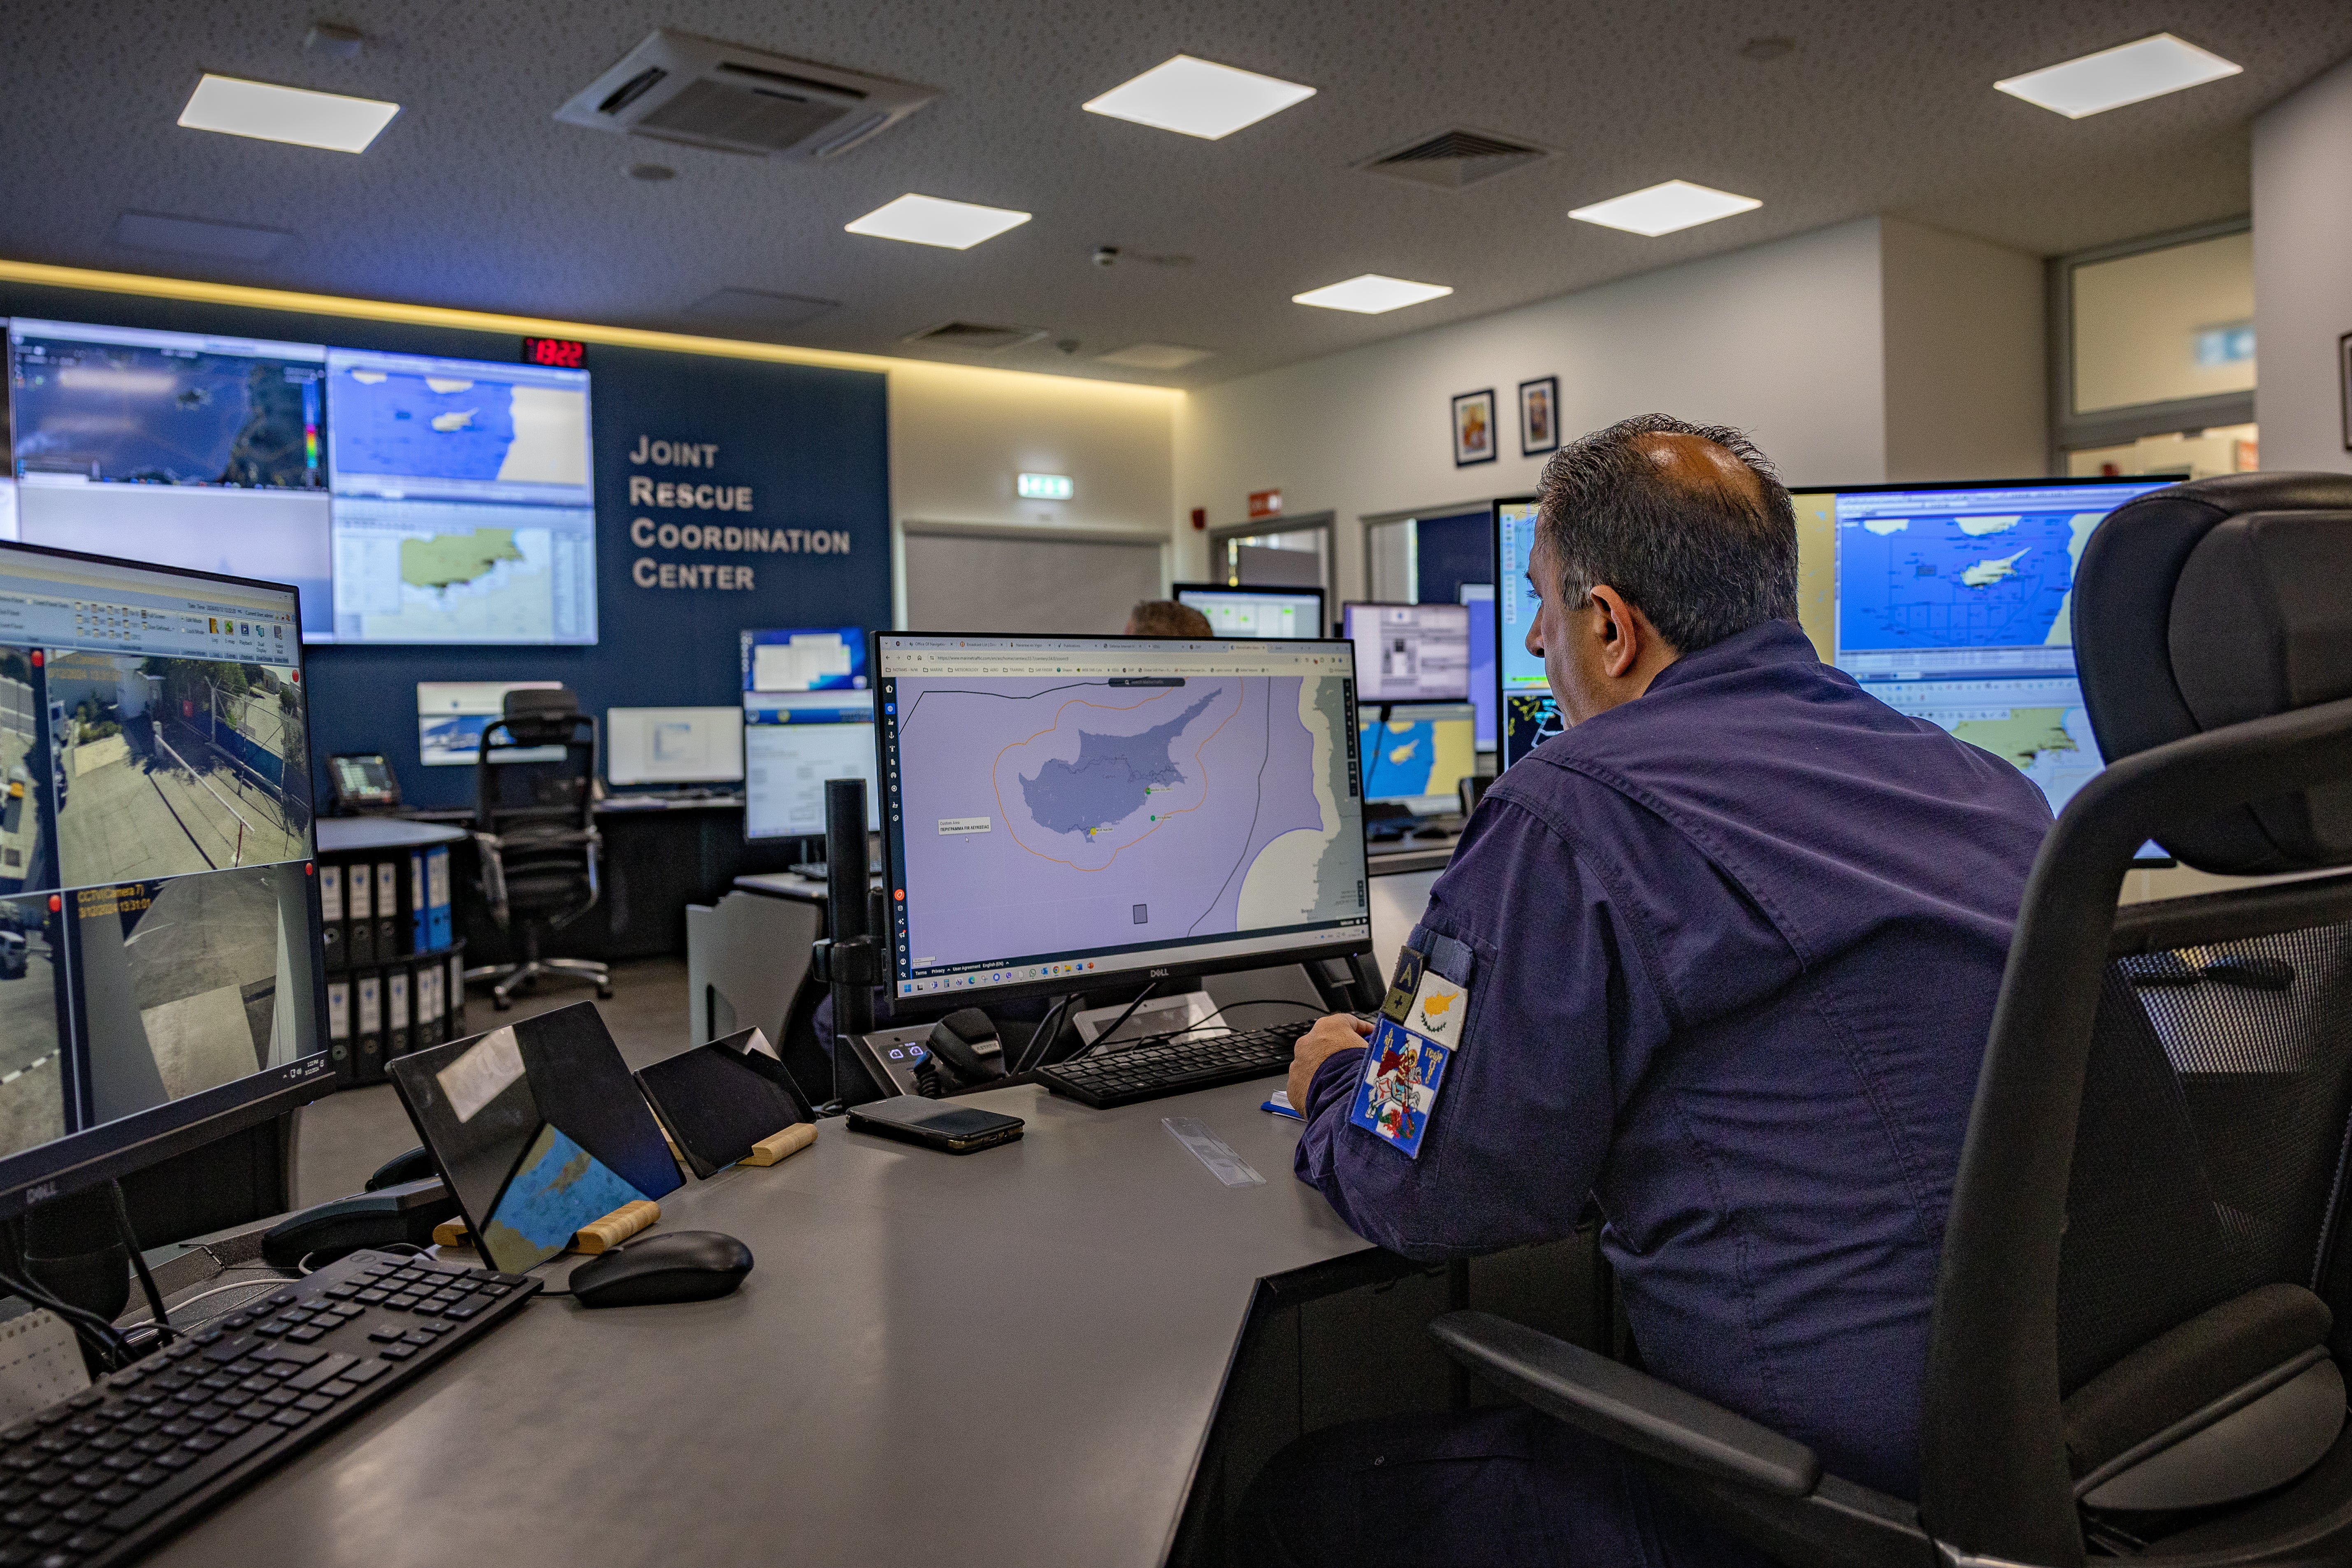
880, 640, 1368, 994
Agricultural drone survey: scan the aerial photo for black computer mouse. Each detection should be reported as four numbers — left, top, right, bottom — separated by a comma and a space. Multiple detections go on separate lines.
566, 1230, 754, 1308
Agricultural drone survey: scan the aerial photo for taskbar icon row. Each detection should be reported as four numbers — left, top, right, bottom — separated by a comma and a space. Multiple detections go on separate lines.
899, 958, 1102, 997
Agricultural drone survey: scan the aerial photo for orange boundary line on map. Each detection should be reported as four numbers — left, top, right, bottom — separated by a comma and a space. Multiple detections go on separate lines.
987, 680, 1245, 872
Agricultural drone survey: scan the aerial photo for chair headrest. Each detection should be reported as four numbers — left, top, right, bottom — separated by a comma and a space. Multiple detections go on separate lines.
493, 687, 584, 748
2074, 473, 2352, 875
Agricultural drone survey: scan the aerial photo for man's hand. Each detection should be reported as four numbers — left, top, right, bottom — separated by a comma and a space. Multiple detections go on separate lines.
1288, 1013, 1374, 1115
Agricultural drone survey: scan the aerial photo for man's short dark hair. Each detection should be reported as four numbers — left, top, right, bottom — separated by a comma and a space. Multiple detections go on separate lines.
1534, 413, 1798, 653
1128, 599, 1213, 638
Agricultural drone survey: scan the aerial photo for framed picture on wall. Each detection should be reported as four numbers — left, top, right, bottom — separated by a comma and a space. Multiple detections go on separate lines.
1519, 376, 1559, 457
1452, 389, 1498, 467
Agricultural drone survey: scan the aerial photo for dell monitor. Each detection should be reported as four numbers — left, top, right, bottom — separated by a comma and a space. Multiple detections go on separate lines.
0, 539, 330, 1215
1361, 702, 1479, 816
874, 633, 1369, 1003
1342, 602, 1471, 702
1458, 584, 1497, 751
1171, 583, 1328, 640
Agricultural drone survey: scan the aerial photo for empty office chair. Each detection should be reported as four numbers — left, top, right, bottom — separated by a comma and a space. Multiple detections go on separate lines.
467, 687, 611, 1009
1426, 473, 2352, 1566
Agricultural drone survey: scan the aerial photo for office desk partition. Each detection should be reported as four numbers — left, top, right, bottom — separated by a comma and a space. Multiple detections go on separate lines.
146, 1079, 1377, 1568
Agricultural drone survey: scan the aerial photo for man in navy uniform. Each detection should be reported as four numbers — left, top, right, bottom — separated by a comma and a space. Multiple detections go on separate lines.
1242, 415, 2055, 1566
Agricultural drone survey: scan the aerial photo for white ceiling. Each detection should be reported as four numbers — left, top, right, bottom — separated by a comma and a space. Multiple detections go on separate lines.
5, 1, 2347, 388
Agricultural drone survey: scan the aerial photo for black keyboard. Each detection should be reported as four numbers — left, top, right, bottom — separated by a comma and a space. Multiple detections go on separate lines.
1037, 1020, 1315, 1108
0, 1248, 537, 1567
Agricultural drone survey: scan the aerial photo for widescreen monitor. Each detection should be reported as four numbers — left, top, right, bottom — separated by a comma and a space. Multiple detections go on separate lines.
1458, 583, 1496, 751
0, 539, 329, 1213
8, 319, 335, 640
1492, 497, 1555, 769
1171, 583, 1327, 640
1342, 602, 1471, 702
1361, 702, 1479, 815
606, 706, 745, 786
875, 633, 1369, 1003
323, 347, 596, 645
1814, 476, 2168, 825
416, 681, 564, 767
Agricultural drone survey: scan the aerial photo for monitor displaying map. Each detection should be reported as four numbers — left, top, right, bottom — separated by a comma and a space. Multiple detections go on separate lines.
1361, 702, 1478, 815
1491, 497, 1550, 769
323, 348, 596, 644
1824, 479, 2166, 823
875, 634, 1370, 1002
7, 320, 334, 638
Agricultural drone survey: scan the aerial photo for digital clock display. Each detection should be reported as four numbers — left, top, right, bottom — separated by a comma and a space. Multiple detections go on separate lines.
522, 336, 587, 369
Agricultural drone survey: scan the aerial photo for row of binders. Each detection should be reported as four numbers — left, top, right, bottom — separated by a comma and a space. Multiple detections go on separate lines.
319, 845, 454, 969
327, 948, 470, 1086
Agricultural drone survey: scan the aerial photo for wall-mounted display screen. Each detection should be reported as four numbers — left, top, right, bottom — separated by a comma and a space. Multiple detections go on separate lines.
8, 320, 334, 640
4, 320, 601, 648
324, 348, 596, 645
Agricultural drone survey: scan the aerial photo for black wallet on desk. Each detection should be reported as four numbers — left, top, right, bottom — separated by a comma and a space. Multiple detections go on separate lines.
847, 1095, 1024, 1155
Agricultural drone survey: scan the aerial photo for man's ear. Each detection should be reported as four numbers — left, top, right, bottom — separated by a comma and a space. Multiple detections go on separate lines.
1588, 586, 1642, 678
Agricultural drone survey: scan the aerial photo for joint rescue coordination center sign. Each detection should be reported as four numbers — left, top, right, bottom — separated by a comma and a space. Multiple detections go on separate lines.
625, 434, 854, 592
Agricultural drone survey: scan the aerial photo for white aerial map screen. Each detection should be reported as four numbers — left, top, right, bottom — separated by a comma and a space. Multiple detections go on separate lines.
324, 348, 597, 644
876, 636, 1369, 999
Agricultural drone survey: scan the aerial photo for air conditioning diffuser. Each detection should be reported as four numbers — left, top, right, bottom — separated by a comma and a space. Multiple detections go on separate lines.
556, 30, 935, 159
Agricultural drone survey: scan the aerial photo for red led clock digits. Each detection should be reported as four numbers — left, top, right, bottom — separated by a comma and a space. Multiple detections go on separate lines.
521, 337, 586, 369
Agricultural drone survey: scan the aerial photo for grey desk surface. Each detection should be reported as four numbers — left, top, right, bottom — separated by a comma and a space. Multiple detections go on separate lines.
313, 818, 468, 852
147, 1078, 1370, 1568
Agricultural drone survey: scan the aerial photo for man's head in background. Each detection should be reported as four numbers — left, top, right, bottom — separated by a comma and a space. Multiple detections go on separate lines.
1126, 599, 1214, 638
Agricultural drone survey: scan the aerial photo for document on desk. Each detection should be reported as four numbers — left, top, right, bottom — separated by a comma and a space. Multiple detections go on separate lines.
1163, 1117, 1265, 1187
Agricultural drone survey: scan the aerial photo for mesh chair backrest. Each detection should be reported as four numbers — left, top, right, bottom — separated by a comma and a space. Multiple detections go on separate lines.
2057, 922, 2352, 1394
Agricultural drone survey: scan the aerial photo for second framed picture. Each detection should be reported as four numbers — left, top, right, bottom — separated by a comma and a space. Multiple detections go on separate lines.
1452, 389, 1498, 467
1519, 376, 1559, 457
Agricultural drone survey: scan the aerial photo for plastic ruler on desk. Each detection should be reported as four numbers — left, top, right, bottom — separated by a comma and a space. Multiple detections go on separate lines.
1163, 1118, 1265, 1187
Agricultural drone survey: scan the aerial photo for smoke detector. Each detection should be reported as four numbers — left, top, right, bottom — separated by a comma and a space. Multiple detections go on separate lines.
556, 29, 936, 159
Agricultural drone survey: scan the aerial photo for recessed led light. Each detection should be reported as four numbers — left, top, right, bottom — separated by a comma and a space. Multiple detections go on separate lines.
845, 194, 1032, 250
177, 74, 400, 153
1084, 55, 1316, 140
1994, 33, 2242, 119
1291, 275, 1453, 315
1568, 180, 1762, 237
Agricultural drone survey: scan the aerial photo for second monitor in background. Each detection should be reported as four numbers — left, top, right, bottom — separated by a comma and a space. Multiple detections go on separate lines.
1172, 583, 1328, 640
1458, 584, 1497, 752
606, 707, 745, 788
740, 626, 878, 840
1342, 602, 1471, 702
1361, 702, 1479, 820
417, 681, 564, 767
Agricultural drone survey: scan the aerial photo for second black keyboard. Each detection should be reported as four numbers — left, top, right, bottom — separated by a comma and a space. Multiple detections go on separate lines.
0, 1248, 537, 1568
1037, 1020, 1316, 1108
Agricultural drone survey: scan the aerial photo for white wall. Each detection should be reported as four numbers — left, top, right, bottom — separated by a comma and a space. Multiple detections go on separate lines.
887, 361, 1182, 626
2253, 53, 2352, 474
1879, 218, 2047, 481
1175, 218, 1893, 599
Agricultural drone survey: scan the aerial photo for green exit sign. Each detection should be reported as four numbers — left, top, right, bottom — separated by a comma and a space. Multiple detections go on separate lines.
1017, 472, 1074, 501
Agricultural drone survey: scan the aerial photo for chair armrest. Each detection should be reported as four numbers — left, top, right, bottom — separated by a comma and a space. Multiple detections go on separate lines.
471, 831, 510, 928
1430, 1310, 1822, 1498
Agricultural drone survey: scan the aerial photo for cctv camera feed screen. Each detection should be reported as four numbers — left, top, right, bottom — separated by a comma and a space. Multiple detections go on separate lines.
8, 319, 335, 641
0, 543, 322, 1167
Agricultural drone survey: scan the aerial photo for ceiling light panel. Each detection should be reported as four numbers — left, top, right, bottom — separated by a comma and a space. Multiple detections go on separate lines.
1291, 275, 1453, 314
845, 195, 1031, 250
1568, 180, 1761, 236
1994, 33, 2242, 119
177, 74, 400, 153
1083, 55, 1315, 139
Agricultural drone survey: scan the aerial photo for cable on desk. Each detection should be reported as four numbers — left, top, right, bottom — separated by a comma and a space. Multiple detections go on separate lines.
1152, 998, 1327, 1044
109, 1179, 179, 1341
118, 1271, 284, 1333
1014, 992, 1080, 1076
0, 1259, 132, 1371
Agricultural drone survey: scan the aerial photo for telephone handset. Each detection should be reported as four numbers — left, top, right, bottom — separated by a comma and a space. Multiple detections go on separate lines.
915, 1008, 1010, 1097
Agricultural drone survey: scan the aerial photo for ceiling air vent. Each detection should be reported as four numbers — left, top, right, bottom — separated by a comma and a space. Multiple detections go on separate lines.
556, 30, 935, 159
904, 322, 1048, 353
1358, 128, 1553, 190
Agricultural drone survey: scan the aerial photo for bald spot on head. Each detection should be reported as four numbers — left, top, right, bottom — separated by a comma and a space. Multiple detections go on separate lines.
1632, 431, 1768, 512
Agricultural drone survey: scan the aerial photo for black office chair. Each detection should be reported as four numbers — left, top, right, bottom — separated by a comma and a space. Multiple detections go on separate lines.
1426, 473, 2352, 1566
467, 687, 611, 1010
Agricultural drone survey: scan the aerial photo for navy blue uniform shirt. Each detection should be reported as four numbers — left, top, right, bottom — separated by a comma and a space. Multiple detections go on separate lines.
1296, 619, 2052, 1499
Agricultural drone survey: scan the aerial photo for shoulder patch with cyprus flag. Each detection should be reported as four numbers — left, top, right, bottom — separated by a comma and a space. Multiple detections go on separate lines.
1349, 954, 1474, 1160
